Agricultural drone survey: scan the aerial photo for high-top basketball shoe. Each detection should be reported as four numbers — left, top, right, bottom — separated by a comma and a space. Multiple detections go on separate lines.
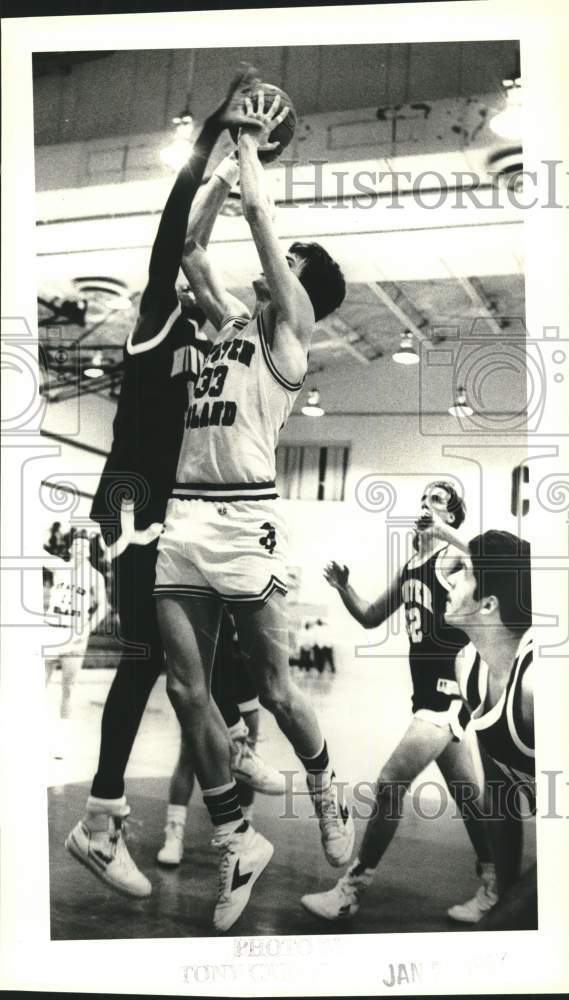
301, 861, 373, 920
308, 772, 355, 867
212, 822, 273, 932
65, 810, 151, 898
230, 720, 287, 795
447, 861, 498, 922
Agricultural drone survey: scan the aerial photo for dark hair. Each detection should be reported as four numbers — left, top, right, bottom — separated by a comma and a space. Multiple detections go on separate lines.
429, 480, 467, 529
289, 242, 346, 321
468, 530, 532, 633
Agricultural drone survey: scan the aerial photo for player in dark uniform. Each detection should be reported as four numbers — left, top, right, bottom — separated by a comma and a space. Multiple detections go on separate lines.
302, 481, 495, 922
64, 69, 284, 898
444, 529, 535, 930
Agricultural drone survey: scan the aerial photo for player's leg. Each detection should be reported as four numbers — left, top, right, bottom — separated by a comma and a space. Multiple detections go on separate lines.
157, 730, 195, 866
437, 734, 497, 923
157, 593, 229, 788
65, 543, 161, 898
60, 653, 84, 720
157, 593, 273, 931
476, 861, 537, 930
479, 746, 525, 898
213, 611, 286, 799
301, 716, 451, 920
233, 592, 354, 867
91, 541, 164, 799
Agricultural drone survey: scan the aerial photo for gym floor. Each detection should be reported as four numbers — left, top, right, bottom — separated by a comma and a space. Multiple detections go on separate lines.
46, 657, 537, 940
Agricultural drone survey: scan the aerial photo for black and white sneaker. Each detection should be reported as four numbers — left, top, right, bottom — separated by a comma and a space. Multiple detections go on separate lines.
309, 773, 355, 867
302, 862, 371, 920
212, 823, 273, 932
65, 814, 151, 898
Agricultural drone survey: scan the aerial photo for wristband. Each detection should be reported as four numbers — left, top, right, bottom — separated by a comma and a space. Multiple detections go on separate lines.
212, 155, 240, 188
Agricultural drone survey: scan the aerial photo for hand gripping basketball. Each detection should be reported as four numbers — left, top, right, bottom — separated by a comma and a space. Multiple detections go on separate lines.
212, 63, 262, 131
232, 82, 297, 163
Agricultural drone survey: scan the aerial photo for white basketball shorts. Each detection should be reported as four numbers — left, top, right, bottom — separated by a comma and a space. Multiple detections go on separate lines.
154, 497, 289, 604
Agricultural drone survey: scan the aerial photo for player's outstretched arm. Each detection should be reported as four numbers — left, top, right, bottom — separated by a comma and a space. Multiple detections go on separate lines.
239, 93, 314, 382
324, 561, 402, 629
181, 154, 250, 332
133, 66, 259, 345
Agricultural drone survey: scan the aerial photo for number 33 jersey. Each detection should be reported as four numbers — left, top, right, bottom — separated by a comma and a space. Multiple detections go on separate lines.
400, 544, 469, 711
173, 310, 304, 499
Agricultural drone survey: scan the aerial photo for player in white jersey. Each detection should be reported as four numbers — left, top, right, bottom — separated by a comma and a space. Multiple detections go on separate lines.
154, 86, 351, 931
44, 530, 108, 751
444, 529, 536, 930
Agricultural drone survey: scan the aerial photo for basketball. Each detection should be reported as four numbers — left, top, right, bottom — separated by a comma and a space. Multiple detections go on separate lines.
230, 82, 296, 163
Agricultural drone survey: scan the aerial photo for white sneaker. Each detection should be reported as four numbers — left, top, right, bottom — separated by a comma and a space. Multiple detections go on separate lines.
302, 864, 371, 920
231, 739, 286, 795
157, 821, 185, 866
212, 823, 273, 932
310, 774, 355, 867
65, 814, 152, 898
447, 863, 498, 923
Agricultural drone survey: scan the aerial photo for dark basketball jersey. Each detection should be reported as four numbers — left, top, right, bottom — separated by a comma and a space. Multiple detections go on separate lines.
459, 630, 534, 784
91, 305, 208, 542
400, 544, 469, 711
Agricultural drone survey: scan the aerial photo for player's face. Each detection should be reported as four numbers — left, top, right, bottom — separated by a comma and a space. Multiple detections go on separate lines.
252, 252, 305, 301
419, 484, 453, 522
444, 552, 481, 626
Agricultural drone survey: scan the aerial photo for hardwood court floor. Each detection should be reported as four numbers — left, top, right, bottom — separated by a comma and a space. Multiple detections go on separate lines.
46, 662, 537, 940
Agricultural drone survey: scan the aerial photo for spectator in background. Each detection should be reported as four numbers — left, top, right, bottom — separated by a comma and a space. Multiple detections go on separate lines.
314, 619, 336, 674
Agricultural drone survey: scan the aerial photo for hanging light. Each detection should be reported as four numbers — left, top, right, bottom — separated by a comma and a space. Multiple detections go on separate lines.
84, 350, 105, 379
490, 77, 522, 140
392, 331, 419, 365
160, 104, 194, 170
448, 385, 474, 417
301, 388, 325, 417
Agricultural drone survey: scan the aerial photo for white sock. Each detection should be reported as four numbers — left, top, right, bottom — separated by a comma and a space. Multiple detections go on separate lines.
166, 804, 187, 826
86, 794, 128, 820
214, 817, 247, 840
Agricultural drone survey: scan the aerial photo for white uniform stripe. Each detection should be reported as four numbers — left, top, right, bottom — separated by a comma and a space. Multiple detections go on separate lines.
126, 304, 183, 355
154, 575, 288, 604
257, 313, 305, 392
505, 633, 534, 758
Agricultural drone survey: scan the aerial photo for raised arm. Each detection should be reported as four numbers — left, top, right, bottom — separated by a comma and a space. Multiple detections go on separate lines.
132, 66, 259, 346
324, 561, 402, 630
238, 93, 314, 382
181, 156, 250, 332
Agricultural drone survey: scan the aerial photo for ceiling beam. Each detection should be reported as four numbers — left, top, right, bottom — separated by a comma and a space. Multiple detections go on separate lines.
320, 315, 370, 363
366, 282, 430, 342
440, 261, 505, 338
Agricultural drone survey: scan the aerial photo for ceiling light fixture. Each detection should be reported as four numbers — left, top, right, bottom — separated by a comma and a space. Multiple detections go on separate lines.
392, 331, 419, 366
72, 277, 132, 315
301, 388, 325, 417
448, 385, 474, 417
84, 350, 105, 379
